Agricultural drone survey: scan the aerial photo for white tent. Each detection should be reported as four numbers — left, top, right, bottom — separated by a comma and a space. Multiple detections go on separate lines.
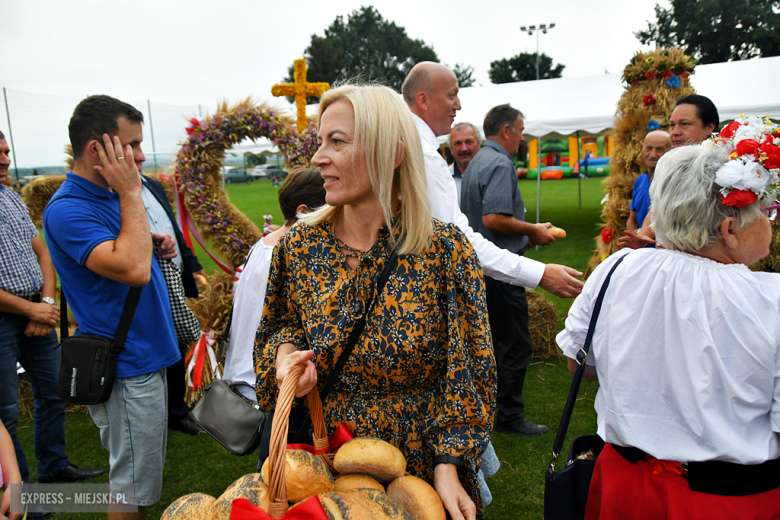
443, 55, 780, 142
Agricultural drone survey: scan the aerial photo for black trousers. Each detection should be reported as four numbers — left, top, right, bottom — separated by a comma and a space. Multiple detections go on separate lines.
167, 342, 191, 425
484, 276, 534, 424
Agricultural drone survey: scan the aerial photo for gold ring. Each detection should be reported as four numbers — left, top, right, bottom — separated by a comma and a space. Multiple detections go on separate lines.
117, 156, 125, 160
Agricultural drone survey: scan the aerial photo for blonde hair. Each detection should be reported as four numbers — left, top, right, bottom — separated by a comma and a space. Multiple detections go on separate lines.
300, 84, 432, 255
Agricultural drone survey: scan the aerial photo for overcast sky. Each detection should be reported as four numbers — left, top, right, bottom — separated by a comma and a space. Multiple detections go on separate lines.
1, 0, 667, 168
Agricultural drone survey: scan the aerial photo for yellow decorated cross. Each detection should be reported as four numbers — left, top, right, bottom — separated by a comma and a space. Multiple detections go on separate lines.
272, 58, 330, 134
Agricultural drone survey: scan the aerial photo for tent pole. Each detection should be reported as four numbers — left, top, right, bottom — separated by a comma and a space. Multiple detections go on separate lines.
536, 134, 541, 251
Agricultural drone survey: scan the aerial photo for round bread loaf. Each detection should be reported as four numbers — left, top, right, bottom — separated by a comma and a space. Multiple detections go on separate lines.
261, 449, 335, 503
549, 226, 567, 239
227, 473, 264, 490
335, 474, 385, 493
161, 493, 216, 520
333, 437, 406, 482
317, 492, 372, 520
208, 475, 269, 520
350, 488, 413, 520
386, 475, 445, 520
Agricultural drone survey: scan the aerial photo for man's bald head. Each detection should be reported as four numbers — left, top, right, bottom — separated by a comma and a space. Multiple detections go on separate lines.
642, 130, 672, 175
644, 130, 671, 145
402, 62, 451, 104
402, 62, 461, 136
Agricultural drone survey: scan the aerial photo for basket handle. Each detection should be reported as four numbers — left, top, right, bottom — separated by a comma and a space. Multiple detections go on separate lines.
266, 364, 335, 518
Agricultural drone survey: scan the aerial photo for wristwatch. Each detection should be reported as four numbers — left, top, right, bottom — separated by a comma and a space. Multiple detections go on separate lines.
433, 454, 463, 468
41, 296, 56, 305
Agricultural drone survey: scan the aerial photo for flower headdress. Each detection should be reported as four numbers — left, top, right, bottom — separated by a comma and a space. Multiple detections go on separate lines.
706, 114, 780, 208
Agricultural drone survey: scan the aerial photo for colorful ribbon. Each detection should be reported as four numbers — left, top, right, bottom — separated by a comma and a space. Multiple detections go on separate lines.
185, 331, 221, 389
287, 423, 354, 455
230, 497, 327, 520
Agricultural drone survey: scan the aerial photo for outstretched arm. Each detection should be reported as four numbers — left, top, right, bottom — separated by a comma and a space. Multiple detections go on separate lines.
424, 146, 582, 296
539, 264, 584, 298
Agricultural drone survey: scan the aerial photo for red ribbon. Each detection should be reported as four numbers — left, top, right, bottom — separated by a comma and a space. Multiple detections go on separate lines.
648, 457, 685, 476
230, 497, 327, 520
185, 333, 209, 388
161, 173, 194, 252
159, 173, 234, 275
287, 423, 354, 455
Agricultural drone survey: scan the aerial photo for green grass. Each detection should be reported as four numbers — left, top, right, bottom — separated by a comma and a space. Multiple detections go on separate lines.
521, 177, 606, 323
15, 177, 607, 519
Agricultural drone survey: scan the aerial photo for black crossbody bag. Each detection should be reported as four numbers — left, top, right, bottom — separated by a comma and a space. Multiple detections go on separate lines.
57, 287, 142, 405
544, 254, 625, 520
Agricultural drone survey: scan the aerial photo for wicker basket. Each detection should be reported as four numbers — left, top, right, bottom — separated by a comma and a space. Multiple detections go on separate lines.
265, 365, 337, 518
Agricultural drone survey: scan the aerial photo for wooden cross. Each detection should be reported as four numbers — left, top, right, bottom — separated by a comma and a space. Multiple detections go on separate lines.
272, 58, 330, 134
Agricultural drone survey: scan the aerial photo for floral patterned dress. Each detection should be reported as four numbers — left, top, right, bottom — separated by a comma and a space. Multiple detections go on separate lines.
254, 218, 496, 511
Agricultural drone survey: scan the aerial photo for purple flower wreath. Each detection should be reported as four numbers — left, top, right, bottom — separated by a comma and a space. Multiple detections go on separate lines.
174, 102, 319, 267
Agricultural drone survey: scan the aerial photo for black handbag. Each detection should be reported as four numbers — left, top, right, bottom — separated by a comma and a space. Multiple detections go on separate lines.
190, 379, 268, 455
57, 286, 142, 405
189, 246, 268, 456
544, 254, 626, 520
257, 249, 400, 465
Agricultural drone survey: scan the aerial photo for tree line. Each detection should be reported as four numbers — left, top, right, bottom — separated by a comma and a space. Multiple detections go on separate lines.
286, 4, 780, 97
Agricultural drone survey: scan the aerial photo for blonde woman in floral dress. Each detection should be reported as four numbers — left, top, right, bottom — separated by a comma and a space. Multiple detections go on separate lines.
254, 84, 496, 520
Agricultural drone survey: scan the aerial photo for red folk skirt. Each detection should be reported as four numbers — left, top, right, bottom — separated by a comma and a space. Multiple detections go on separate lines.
585, 443, 780, 520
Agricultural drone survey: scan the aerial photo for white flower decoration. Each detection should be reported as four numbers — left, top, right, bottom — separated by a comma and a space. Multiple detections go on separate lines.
715, 161, 745, 189
741, 161, 771, 192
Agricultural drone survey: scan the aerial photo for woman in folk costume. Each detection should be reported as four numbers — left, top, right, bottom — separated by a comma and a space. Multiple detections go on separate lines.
254, 84, 496, 520
558, 115, 780, 519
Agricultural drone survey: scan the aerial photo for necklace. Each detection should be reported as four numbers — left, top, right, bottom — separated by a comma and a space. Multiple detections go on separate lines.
335, 236, 366, 259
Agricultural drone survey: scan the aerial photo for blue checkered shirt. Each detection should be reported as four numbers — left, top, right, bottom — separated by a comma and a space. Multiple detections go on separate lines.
0, 185, 44, 296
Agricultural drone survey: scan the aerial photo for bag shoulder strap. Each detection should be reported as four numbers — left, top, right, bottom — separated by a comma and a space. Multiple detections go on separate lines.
112, 286, 143, 352
548, 253, 627, 473
319, 249, 399, 399
60, 285, 143, 354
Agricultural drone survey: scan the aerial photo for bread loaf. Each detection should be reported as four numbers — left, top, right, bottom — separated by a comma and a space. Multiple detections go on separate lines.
335, 474, 385, 493
209, 474, 269, 520
161, 493, 216, 520
334, 437, 406, 482
261, 449, 335, 503
549, 226, 567, 239
317, 492, 372, 520
387, 475, 445, 520
350, 488, 413, 520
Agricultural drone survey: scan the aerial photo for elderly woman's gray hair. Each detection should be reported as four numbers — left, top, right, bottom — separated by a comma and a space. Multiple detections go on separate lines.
650, 145, 766, 252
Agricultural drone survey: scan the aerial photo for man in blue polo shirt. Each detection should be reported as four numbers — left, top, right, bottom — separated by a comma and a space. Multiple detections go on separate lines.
625, 130, 671, 233
44, 96, 180, 520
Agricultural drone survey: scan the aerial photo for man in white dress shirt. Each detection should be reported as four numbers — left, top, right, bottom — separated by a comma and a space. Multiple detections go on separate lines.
400, 61, 584, 503
401, 62, 583, 298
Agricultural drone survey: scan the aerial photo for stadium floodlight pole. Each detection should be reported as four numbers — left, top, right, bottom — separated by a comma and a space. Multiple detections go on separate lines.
519, 23, 555, 80
520, 23, 556, 244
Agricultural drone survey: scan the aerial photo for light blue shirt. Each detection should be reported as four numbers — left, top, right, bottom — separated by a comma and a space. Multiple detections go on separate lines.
141, 179, 183, 271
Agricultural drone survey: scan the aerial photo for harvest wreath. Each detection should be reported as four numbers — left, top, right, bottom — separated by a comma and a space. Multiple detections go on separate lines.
174, 99, 319, 268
